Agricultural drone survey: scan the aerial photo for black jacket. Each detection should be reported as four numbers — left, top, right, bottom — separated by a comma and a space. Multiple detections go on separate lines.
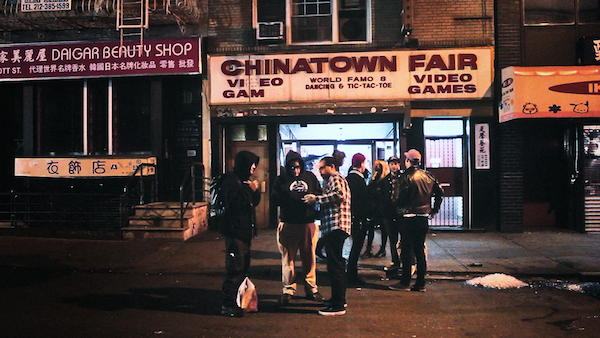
346, 169, 370, 219
271, 151, 321, 223
397, 166, 443, 216
219, 151, 261, 242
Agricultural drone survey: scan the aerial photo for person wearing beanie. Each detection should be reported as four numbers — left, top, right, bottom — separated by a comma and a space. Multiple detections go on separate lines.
271, 150, 324, 305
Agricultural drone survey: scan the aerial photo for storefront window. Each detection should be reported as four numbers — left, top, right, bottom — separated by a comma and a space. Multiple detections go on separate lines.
113, 78, 152, 154
579, 0, 600, 23
524, 0, 598, 25
37, 81, 83, 156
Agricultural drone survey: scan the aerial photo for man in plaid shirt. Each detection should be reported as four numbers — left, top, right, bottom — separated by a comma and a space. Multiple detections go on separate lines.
303, 156, 351, 316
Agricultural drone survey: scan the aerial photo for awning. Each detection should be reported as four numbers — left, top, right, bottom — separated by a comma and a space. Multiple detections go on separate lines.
499, 66, 600, 122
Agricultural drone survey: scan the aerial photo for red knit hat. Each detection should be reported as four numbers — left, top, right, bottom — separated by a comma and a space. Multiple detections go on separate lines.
352, 153, 366, 167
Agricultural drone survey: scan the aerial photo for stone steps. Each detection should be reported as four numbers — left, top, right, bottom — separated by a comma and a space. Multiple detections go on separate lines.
122, 201, 208, 241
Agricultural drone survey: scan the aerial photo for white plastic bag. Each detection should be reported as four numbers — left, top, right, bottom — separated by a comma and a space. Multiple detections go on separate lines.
236, 277, 258, 312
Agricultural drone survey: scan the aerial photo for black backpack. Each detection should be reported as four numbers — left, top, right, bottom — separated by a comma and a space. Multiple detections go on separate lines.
209, 173, 228, 219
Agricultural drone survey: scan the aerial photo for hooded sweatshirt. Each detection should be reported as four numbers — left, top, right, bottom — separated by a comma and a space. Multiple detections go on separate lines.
271, 151, 322, 223
219, 150, 261, 242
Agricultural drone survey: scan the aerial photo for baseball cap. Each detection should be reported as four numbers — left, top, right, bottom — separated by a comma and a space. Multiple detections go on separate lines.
387, 156, 399, 163
352, 153, 366, 167
404, 149, 422, 162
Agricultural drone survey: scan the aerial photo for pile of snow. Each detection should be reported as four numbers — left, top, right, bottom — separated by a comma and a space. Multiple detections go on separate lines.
466, 273, 528, 289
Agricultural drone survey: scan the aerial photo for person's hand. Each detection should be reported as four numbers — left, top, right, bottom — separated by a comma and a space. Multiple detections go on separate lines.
245, 180, 260, 191
303, 194, 317, 204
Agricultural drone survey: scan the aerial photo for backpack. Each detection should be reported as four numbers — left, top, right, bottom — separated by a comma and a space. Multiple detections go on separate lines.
209, 173, 228, 219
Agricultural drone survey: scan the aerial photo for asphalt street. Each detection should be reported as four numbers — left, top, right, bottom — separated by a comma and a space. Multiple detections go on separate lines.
1, 229, 600, 337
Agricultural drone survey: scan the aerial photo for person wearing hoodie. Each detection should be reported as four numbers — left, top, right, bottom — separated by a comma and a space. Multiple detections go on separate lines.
271, 151, 323, 305
219, 150, 261, 318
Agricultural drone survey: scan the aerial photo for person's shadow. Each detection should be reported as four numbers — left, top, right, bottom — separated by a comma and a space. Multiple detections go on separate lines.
63, 287, 222, 315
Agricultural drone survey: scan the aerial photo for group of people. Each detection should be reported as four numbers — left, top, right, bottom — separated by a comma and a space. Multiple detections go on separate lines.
217, 148, 443, 318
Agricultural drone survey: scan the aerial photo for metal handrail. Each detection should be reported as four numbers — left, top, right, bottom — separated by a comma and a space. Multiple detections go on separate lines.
178, 161, 206, 228
120, 163, 158, 227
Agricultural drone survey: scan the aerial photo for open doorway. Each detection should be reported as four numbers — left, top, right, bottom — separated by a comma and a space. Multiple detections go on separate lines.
424, 119, 468, 228
278, 122, 401, 181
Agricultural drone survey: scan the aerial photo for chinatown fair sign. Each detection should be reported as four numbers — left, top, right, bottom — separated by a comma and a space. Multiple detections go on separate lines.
209, 48, 493, 104
0, 38, 201, 81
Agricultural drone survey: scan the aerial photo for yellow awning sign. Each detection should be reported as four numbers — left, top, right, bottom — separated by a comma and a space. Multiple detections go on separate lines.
15, 157, 157, 178
500, 66, 600, 122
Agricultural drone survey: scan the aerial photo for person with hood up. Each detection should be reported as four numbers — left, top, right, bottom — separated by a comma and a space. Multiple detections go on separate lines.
271, 150, 323, 305
219, 150, 261, 317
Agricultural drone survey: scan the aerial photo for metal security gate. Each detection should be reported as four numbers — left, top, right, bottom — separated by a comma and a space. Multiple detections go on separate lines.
424, 119, 467, 228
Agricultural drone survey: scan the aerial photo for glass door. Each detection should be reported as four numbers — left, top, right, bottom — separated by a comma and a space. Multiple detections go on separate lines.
424, 119, 467, 228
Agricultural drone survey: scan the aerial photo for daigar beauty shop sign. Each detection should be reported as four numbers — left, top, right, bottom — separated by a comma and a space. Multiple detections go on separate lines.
0, 38, 201, 81
209, 48, 493, 104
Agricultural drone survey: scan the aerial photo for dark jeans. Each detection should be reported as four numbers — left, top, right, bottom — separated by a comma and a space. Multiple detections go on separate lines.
347, 217, 367, 279
399, 216, 428, 287
385, 216, 400, 266
323, 229, 350, 308
222, 236, 251, 307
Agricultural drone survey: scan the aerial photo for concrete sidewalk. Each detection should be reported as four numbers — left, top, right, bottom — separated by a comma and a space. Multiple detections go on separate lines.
0, 229, 599, 280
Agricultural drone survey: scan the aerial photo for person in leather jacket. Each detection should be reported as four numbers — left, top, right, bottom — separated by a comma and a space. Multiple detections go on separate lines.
389, 149, 443, 292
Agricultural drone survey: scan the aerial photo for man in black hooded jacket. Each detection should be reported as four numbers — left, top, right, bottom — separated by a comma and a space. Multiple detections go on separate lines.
220, 150, 261, 317
271, 151, 323, 305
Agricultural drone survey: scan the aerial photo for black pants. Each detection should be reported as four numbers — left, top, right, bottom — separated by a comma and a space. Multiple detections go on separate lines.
347, 217, 367, 279
399, 216, 428, 287
222, 237, 251, 307
323, 229, 350, 308
385, 216, 400, 266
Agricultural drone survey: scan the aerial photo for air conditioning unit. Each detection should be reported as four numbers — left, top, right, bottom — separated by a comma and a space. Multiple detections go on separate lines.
257, 22, 284, 40
339, 17, 366, 42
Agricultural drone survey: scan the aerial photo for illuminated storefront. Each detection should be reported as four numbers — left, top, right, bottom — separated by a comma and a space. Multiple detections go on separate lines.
500, 65, 600, 232
208, 47, 495, 230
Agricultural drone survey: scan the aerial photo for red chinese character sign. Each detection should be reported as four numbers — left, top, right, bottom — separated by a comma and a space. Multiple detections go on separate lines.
15, 157, 156, 178
0, 38, 201, 81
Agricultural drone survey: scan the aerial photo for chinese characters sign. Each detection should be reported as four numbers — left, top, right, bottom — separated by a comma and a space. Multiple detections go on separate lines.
15, 157, 156, 178
21, 0, 71, 12
0, 38, 201, 81
209, 48, 493, 104
475, 123, 490, 170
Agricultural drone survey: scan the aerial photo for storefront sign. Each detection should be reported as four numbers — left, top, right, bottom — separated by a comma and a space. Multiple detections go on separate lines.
15, 157, 156, 178
500, 66, 600, 122
209, 48, 493, 104
475, 123, 490, 169
21, 0, 71, 12
0, 38, 201, 81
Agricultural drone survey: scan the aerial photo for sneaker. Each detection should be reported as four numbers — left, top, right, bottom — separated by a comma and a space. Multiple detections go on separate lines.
383, 263, 399, 272
279, 294, 292, 305
410, 285, 426, 292
306, 291, 323, 302
221, 305, 244, 317
323, 299, 347, 308
389, 282, 411, 291
318, 306, 346, 316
